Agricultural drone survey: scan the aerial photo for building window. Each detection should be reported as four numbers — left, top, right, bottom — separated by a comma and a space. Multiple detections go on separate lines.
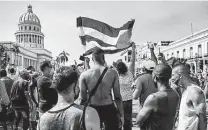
190, 47, 193, 58
29, 26, 31, 30
37, 28, 39, 32
183, 49, 186, 58
207, 42, 208, 55
25, 26, 27, 30
21, 26, 23, 30
177, 51, 179, 58
198, 44, 202, 57
34, 27, 36, 31
29, 38, 31, 42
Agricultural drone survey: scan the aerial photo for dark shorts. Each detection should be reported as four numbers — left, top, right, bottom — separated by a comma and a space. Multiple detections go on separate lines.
90, 104, 120, 130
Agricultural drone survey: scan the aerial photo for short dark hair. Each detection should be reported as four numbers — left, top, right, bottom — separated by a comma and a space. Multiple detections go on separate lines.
0, 69, 7, 77
92, 47, 105, 65
153, 63, 172, 83
52, 66, 79, 93
40, 60, 52, 72
10, 68, 15, 74
116, 62, 128, 75
27, 66, 35, 71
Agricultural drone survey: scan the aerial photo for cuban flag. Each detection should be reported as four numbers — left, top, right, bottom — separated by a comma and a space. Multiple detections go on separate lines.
77, 17, 135, 56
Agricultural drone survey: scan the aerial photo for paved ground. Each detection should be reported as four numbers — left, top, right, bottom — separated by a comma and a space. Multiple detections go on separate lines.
2, 99, 207, 130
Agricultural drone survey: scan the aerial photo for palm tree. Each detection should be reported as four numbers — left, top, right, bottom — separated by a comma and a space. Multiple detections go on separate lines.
11, 44, 20, 66
58, 51, 69, 65
55, 56, 61, 68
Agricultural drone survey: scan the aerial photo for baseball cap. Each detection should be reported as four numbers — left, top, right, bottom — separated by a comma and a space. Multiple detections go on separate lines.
143, 60, 156, 71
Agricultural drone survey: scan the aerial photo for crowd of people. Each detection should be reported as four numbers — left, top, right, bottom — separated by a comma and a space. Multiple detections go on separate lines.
0, 42, 207, 130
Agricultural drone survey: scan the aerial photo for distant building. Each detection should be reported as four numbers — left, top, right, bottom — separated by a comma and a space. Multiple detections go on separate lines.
123, 27, 208, 73
161, 28, 208, 73
0, 5, 52, 70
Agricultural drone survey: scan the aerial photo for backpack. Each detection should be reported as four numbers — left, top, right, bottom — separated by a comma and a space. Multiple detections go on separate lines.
10, 80, 28, 102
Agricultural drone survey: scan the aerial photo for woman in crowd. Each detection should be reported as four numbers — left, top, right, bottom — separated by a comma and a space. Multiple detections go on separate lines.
115, 42, 135, 130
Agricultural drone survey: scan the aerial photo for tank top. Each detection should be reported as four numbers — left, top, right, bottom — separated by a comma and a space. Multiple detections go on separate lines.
39, 104, 83, 130
177, 85, 204, 130
141, 89, 179, 130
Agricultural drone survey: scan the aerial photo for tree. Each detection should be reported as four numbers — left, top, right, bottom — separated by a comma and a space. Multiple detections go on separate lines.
0, 44, 9, 69
55, 56, 61, 68
58, 51, 69, 65
11, 44, 20, 66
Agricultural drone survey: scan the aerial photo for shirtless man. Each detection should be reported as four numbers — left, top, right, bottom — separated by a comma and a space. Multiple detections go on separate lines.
172, 64, 207, 130
135, 64, 179, 130
79, 47, 124, 130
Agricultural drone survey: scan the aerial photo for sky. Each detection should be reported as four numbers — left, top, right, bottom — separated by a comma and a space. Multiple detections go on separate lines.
1, 1, 208, 65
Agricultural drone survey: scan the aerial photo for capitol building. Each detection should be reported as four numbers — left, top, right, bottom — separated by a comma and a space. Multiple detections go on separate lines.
0, 5, 52, 70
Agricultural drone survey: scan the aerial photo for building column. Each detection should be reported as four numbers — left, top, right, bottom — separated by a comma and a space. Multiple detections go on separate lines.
40, 36, 42, 44
27, 34, 29, 43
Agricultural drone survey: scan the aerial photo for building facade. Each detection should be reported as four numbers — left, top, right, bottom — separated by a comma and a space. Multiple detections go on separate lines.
0, 5, 52, 70
161, 28, 208, 73
121, 28, 208, 74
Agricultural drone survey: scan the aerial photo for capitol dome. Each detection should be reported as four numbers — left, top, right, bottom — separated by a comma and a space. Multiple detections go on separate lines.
19, 5, 41, 26
15, 5, 44, 49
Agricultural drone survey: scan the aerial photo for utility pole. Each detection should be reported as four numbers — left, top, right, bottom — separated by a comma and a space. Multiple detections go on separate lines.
191, 23, 194, 36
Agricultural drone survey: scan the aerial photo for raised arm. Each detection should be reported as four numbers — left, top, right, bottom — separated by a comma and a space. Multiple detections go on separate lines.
135, 94, 157, 127
85, 106, 101, 130
149, 43, 158, 65
129, 42, 136, 77
79, 73, 88, 105
190, 88, 207, 130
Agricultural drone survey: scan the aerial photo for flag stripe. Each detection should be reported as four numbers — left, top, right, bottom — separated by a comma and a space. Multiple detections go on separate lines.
80, 27, 132, 47
80, 35, 116, 47
77, 17, 134, 37
83, 43, 132, 56
80, 27, 119, 46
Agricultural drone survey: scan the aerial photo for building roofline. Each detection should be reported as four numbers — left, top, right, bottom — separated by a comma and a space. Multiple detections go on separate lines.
170, 27, 208, 45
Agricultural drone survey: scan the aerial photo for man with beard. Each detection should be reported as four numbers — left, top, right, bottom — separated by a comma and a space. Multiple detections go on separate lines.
79, 47, 124, 130
135, 64, 179, 130
38, 66, 100, 130
172, 64, 207, 130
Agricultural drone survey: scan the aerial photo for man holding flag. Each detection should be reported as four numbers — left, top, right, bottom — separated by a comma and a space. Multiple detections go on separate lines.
77, 17, 135, 130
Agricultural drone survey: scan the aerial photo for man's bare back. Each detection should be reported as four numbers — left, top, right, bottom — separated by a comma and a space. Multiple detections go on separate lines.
80, 66, 121, 106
